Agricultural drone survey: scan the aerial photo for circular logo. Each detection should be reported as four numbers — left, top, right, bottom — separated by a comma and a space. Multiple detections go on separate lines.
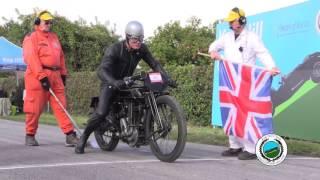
256, 134, 287, 166
316, 10, 320, 33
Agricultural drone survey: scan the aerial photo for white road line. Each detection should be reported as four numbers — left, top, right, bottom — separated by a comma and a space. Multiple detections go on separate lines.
286, 157, 320, 160
0, 160, 155, 170
0, 158, 236, 171
1, 157, 318, 171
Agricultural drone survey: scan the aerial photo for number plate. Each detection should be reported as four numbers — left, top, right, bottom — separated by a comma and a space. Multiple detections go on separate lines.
149, 72, 163, 83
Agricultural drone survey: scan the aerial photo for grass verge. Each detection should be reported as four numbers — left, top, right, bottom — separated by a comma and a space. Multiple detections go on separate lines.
2, 113, 88, 128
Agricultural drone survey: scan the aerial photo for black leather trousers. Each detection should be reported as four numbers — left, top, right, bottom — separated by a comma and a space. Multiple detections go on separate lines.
83, 84, 115, 136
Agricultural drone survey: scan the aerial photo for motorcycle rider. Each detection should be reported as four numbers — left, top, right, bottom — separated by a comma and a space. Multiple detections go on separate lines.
75, 21, 175, 154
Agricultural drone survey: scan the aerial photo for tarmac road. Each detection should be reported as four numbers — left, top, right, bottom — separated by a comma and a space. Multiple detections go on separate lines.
0, 119, 319, 180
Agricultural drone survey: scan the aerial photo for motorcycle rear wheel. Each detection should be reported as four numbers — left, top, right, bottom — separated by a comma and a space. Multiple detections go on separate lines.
94, 121, 119, 151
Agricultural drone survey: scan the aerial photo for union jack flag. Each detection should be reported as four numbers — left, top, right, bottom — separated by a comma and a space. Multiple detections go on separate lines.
219, 60, 273, 144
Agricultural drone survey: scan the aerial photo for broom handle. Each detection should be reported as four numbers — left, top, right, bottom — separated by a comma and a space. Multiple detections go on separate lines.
49, 88, 82, 135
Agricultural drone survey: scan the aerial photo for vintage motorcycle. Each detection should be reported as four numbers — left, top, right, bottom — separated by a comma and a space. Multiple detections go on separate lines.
91, 72, 187, 162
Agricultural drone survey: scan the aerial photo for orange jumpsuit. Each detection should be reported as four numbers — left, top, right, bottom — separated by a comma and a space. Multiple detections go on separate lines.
22, 27, 74, 135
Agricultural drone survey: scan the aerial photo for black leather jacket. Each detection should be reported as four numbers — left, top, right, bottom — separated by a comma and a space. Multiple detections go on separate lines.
97, 40, 168, 86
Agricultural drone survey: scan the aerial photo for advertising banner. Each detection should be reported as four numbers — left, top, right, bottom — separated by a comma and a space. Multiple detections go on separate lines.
212, 0, 320, 141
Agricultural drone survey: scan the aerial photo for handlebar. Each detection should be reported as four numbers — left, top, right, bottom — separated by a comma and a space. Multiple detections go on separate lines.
123, 71, 146, 86
123, 71, 177, 89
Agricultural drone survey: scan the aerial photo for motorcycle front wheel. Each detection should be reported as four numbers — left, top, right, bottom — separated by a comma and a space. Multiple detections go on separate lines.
146, 95, 187, 162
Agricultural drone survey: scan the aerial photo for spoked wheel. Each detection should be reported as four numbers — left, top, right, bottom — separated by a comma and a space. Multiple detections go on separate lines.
94, 121, 119, 151
146, 95, 187, 162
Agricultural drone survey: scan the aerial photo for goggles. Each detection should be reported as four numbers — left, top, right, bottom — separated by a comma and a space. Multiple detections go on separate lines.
127, 34, 144, 43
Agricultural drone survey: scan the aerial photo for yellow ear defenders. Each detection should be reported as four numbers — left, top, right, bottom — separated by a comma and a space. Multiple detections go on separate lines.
232, 7, 247, 25
34, 10, 53, 25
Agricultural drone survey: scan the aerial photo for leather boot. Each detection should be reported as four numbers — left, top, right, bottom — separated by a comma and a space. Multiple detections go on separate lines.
75, 133, 90, 154
238, 151, 257, 160
75, 113, 104, 154
25, 135, 39, 146
221, 148, 242, 156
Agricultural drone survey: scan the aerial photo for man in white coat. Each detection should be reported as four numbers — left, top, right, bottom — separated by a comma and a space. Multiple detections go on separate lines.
208, 7, 280, 160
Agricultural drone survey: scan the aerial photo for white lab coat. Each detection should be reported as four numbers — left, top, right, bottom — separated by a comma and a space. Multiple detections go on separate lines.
209, 29, 275, 69
208, 29, 276, 153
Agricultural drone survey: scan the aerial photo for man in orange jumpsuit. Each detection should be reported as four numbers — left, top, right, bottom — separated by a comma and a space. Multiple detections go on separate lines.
22, 10, 79, 146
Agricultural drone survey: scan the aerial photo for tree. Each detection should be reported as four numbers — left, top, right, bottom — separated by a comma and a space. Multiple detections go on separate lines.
147, 17, 215, 66
52, 16, 119, 71
0, 10, 119, 72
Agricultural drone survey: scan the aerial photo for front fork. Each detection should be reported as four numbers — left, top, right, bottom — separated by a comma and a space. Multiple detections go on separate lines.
147, 92, 170, 140
147, 92, 164, 129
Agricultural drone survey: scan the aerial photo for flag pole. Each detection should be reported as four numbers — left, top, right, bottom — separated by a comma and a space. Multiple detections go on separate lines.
197, 52, 280, 73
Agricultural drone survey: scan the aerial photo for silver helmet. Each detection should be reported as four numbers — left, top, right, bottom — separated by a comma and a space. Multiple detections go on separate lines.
125, 21, 144, 40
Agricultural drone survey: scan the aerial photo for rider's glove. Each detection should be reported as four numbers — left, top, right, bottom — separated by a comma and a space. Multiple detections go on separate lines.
168, 79, 177, 88
123, 77, 134, 87
113, 80, 126, 90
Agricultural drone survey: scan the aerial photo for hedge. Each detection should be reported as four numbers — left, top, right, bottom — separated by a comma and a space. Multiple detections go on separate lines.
2, 64, 214, 126
165, 64, 213, 126
65, 71, 100, 115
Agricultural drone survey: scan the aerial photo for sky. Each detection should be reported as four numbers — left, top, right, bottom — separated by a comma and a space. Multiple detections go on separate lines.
0, 0, 306, 38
